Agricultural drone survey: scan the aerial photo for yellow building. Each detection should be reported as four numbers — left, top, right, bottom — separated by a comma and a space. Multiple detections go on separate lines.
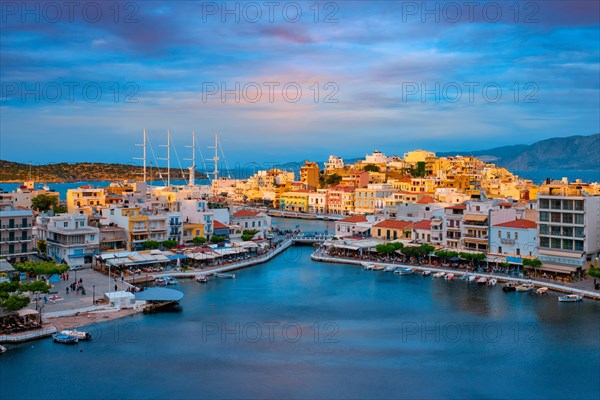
280, 191, 310, 212
372, 220, 414, 240
300, 161, 320, 190
66, 187, 107, 215
182, 223, 205, 244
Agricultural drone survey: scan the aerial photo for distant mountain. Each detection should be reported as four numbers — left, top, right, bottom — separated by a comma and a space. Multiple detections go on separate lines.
0, 161, 207, 183
437, 134, 599, 171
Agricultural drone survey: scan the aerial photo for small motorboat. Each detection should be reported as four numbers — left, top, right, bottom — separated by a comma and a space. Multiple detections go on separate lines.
468, 275, 477, 282
371, 265, 385, 271
487, 279, 497, 286
53, 333, 78, 344
460, 274, 471, 281
432, 272, 446, 278
164, 276, 179, 285
536, 287, 549, 295
215, 273, 236, 279
444, 273, 454, 280
516, 283, 535, 292
558, 294, 583, 302
195, 275, 208, 283
384, 266, 397, 272
362, 262, 374, 270
155, 277, 167, 286
502, 282, 517, 292
60, 330, 92, 340
394, 267, 414, 275
0, 345, 6, 354
422, 270, 432, 277
477, 277, 488, 285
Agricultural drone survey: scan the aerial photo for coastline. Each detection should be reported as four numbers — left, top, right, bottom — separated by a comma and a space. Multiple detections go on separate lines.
311, 249, 600, 300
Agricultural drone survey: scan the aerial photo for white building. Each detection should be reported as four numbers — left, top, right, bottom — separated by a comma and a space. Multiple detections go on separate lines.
489, 219, 538, 259
324, 155, 344, 173
35, 213, 99, 266
231, 210, 271, 238
308, 190, 327, 214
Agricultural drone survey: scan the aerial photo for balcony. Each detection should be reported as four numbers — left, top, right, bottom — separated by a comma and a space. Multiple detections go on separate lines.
500, 238, 516, 245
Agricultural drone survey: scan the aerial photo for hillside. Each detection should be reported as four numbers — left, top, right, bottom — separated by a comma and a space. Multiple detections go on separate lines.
0, 161, 207, 183
437, 134, 599, 171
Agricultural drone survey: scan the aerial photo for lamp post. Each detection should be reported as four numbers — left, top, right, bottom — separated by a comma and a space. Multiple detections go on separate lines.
93, 284, 96, 305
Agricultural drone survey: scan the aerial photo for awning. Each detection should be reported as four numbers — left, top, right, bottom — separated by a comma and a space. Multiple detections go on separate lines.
537, 264, 580, 274
464, 214, 488, 222
18, 309, 39, 317
134, 287, 184, 302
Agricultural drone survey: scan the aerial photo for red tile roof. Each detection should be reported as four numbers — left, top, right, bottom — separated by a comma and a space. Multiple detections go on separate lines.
213, 220, 229, 229
416, 196, 436, 204
412, 219, 432, 230
374, 220, 414, 230
493, 219, 537, 229
497, 202, 515, 207
233, 210, 261, 217
445, 205, 466, 210
338, 215, 367, 223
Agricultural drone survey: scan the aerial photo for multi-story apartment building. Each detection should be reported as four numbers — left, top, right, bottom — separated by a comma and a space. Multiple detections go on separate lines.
300, 161, 320, 190
372, 220, 414, 241
67, 187, 107, 215
324, 155, 344, 173
101, 206, 169, 251
34, 213, 99, 266
354, 185, 396, 214
231, 210, 271, 238
443, 205, 465, 249
537, 182, 600, 274
280, 191, 310, 213
308, 190, 327, 214
0, 208, 36, 262
327, 186, 356, 216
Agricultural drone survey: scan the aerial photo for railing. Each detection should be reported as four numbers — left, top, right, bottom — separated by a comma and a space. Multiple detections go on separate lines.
500, 238, 516, 244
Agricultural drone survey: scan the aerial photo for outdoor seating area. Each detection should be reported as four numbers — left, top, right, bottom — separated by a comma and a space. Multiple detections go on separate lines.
0, 309, 42, 335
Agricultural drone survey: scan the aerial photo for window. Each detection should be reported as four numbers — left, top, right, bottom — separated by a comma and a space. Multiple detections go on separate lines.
551, 200, 562, 210
574, 241, 584, 251
562, 200, 573, 210
551, 226, 561, 236
540, 212, 549, 222
90, 235, 95, 241
551, 213, 561, 223
575, 214, 584, 225
515, 232, 518, 240
21, 243, 28, 253
562, 227, 573, 237
539, 199, 549, 209
540, 237, 549, 248
64, 222, 69, 227
562, 239, 573, 250
507, 232, 511, 239
498, 231, 501, 238
562, 213, 573, 224
551, 238, 561, 249
516, 248, 520, 256
574, 200, 584, 211
540, 224, 549, 234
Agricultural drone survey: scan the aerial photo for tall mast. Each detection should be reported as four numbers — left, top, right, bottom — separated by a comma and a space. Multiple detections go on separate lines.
209, 132, 219, 181
159, 130, 171, 187
134, 128, 147, 183
185, 131, 196, 186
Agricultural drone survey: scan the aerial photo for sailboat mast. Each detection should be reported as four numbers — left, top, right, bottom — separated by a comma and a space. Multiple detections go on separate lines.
134, 128, 147, 183
167, 130, 171, 187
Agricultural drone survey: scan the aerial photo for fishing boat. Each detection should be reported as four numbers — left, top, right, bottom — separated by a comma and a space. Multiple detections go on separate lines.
394, 267, 414, 275
432, 272, 446, 278
154, 277, 167, 286
536, 287, 549, 295
502, 282, 517, 292
487, 279, 497, 286
444, 273, 454, 280
215, 273, 236, 279
60, 330, 92, 340
53, 333, 78, 344
361, 262, 374, 270
468, 275, 477, 282
516, 283, 535, 292
422, 270, 432, 277
384, 266, 397, 272
558, 294, 583, 302
476, 277, 488, 285
371, 264, 385, 271
460, 274, 471, 281
195, 275, 208, 283
0, 345, 6, 354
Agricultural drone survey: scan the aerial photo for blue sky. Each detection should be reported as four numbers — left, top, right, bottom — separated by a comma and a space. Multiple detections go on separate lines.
0, 1, 598, 166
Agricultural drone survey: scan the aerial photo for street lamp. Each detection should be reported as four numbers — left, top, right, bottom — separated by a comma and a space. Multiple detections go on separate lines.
93, 284, 96, 305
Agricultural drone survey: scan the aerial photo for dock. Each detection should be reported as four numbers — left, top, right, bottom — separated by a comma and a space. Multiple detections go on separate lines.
0, 325, 57, 343
311, 250, 600, 300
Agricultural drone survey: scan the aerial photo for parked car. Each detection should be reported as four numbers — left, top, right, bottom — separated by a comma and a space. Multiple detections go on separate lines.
69, 265, 84, 271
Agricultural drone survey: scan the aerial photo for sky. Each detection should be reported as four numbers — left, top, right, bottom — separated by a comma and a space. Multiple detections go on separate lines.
0, 0, 599, 167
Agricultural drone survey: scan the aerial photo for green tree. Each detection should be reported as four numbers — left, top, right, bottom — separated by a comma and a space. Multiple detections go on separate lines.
142, 240, 160, 250
31, 194, 59, 212
19, 280, 51, 293
13, 261, 68, 276
325, 174, 342, 186
162, 240, 178, 249
363, 164, 380, 172
241, 229, 259, 241
192, 237, 207, 246
53, 205, 68, 214
588, 268, 600, 278
37, 239, 47, 254
210, 235, 226, 244
0, 294, 30, 312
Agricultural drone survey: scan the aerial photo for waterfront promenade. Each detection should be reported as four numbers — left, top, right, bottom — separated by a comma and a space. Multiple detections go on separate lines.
311, 247, 600, 300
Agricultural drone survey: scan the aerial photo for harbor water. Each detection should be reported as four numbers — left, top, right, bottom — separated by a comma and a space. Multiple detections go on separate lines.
1, 244, 599, 400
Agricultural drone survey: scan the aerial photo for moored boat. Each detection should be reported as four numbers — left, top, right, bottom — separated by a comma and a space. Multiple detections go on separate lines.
476, 277, 488, 285
384, 266, 397, 272
468, 275, 477, 282
516, 283, 535, 292
215, 273, 236, 279
195, 275, 208, 283
361, 262, 374, 270
394, 267, 414, 275
53, 333, 78, 344
487, 279, 497, 286
60, 330, 92, 340
371, 264, 385, 271
433, 272, 446, 278
444, 273, 454, 280
155, 277, 167, 286
0, 345, 6, 354
460, 274, 470, 281
422, 270, 431, 277
164, 276, 179, 285
502, 282, 516, 292
536, 287, 549, 295
558, 294, 583, 302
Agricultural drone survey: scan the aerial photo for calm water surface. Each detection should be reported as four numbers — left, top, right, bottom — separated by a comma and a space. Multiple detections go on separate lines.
1, 245, 599, 400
